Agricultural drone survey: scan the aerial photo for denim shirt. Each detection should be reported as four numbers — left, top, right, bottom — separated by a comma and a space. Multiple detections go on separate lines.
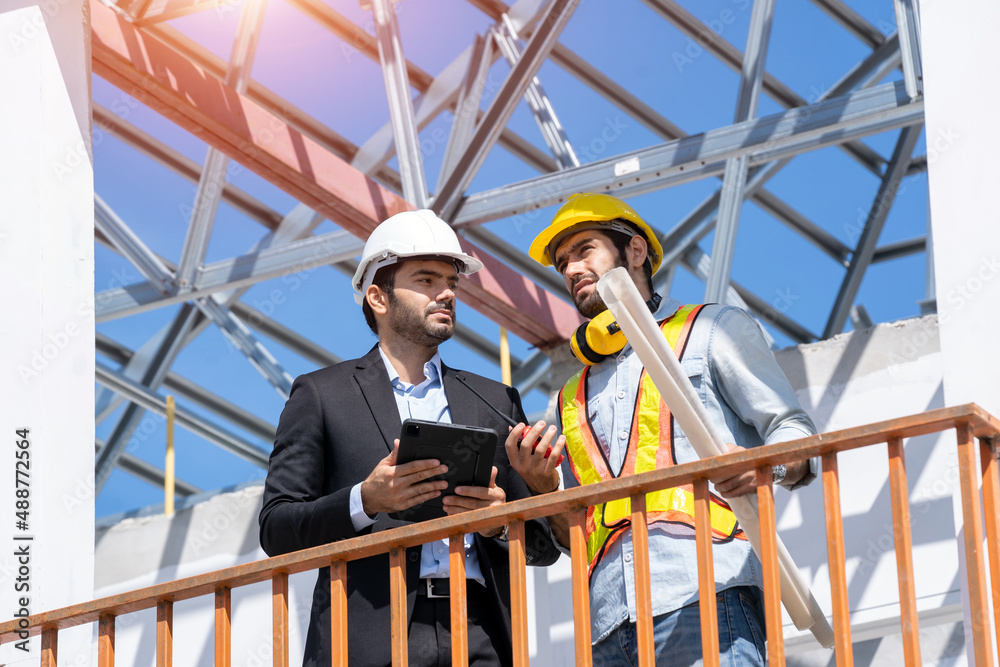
560, 297, 817, 643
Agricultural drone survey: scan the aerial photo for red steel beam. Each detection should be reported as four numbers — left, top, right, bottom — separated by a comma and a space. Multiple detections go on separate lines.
90, 0, 582, 349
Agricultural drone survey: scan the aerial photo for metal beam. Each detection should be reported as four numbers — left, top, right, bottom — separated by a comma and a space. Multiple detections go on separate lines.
872, 236, 925, 263
493, 13, 579, 170
640, 0, 885, 175
704, 0, 775, 303
432, 0, 582, 220
230, 301, 342, 370
649, 31, 905, 293
94, 195, 174, 292
467, 0, 686, 141
286, 0, 555, 182
94, 230, 366, 321
824, 124, 923, 338
454, 81, 922, 227
809, 0, 887, 49
894, 0, 924, 100
96, 439, 201, 496
174, 0, 267, 291
96, 333, 277, 443
95, 305, 202, 491
438, 34, 494, 189
96, 362, 270, 468
195, 297, 294, 398
91, 0, 583, 348
370, 0, 428, 207
94, 104, 284, 230
512, 350, 551, 397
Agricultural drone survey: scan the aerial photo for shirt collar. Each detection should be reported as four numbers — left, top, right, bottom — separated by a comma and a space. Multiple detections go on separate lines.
378, 346, 444, 388
652, 295, 684, 320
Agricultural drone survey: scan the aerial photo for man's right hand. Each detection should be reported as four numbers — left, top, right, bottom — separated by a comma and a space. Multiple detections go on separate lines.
360, 439, 450, 515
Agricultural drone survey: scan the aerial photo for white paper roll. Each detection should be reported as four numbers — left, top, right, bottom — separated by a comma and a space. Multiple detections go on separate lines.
596, 267, 834, 648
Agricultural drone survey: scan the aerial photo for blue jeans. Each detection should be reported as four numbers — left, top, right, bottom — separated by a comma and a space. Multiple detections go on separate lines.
591, 586, 767, 667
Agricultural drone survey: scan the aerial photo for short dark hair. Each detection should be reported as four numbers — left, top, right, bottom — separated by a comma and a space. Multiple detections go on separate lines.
361, 262, 402, 335
604, 222, 655, 295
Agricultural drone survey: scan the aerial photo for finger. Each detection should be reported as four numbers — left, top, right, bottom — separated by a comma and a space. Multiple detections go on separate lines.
504, 423, 526, 457
406, 487, 444, 507
442, 495, 486, 512
396, 458, 446, 477
452, 484, 493, 499
489, 466, 498, 488
385, 439, 400, 465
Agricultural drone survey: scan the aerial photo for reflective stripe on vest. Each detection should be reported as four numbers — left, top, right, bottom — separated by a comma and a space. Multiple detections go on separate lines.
559, 304, 747, 579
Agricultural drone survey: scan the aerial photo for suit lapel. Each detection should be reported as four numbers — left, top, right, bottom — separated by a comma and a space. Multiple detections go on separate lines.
353, 345, 402, 453
442, 364, 480, 427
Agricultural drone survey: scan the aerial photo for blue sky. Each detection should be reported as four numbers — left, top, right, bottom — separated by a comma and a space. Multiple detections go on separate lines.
92, 0, 928, 517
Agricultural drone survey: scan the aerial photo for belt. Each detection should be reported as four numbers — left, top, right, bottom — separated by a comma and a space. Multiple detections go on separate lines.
416, 578, 488, 599
419, 578, 452, 599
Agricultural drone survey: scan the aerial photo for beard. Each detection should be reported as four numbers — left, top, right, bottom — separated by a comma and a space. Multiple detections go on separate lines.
571, 271, 611, 318
387, 293, 455, 347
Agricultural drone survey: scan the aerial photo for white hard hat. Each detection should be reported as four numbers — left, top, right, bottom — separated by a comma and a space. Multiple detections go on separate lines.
352, 209, 484, 305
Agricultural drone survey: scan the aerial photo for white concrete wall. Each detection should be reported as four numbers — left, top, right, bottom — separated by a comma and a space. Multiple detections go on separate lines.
921, 0, 1000, 663
94, 316, 984, 666
0, 0, 95, 663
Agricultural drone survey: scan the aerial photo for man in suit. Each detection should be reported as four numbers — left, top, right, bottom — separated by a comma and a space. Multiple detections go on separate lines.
259, 209, 560, 667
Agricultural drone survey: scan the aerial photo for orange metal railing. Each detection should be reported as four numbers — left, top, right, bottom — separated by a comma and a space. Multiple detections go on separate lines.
2, 404, 999, 666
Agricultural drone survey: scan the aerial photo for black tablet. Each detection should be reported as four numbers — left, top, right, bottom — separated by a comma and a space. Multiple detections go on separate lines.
389, 419, 498, 522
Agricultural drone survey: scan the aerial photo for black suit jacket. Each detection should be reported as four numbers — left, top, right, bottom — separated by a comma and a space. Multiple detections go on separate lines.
259, 345, 559, 667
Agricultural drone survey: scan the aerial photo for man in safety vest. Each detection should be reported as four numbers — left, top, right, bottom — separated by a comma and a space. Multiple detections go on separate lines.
507, 192, 817, 666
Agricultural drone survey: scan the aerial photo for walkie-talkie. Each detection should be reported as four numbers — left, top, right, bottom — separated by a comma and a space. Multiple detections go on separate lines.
455, 375, 563, 464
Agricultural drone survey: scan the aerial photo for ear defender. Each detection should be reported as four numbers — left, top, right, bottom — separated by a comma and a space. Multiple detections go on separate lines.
569, 293, 663, 366
570, 310, 626, 365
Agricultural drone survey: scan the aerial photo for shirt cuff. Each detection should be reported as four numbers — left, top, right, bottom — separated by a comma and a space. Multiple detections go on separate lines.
350, 482, 377, 532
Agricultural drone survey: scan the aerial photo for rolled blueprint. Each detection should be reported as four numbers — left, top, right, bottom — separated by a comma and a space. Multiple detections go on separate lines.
597, 267, 835, 648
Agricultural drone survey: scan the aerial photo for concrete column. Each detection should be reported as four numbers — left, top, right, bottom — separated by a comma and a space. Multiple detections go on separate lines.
0, 0, 94, 663
921, 0, 1000, 663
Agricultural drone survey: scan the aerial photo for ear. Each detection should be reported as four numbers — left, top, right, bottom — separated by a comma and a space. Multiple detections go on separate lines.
627, 234, 648, 271
366, 284, 389, 317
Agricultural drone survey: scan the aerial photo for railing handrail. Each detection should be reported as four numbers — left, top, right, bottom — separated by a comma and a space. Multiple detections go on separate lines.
2, 402, 997, 642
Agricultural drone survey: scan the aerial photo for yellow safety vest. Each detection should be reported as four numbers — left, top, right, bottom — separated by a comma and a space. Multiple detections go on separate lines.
559, 304, 747, 580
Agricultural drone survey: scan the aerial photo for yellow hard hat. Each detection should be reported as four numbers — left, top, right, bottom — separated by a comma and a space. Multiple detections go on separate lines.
528, 193, 663, 273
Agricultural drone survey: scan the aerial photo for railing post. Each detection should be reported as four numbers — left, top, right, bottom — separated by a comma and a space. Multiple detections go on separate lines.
887, 437, 921, 665
755, 465, 784, 665
693, 478, 720, 667
569, 507, 593, 667
157, 600, 173, 667
449, 533, 469, 667
272, 572, 289, 667
979, 436, 1000, 658
507, 520, 530, 667
389, 547, 409, 667
40, 627, 58, 667
330, 559, 349, 667
630, 493, 655, 666
99, 613, 116, 667
822, 451, 853, 666
955, 422, 995, 666
215, 586, 231, 667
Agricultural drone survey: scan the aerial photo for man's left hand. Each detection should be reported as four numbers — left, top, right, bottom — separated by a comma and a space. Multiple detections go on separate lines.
710, 444, 758, 498
442, 467, 507, 538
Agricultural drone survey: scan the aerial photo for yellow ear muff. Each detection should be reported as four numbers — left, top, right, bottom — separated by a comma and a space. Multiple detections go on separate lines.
570, 309, 628, 366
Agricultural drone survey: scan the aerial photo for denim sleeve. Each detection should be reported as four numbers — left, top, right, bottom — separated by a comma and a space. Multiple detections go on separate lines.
708, 307, 818, 488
